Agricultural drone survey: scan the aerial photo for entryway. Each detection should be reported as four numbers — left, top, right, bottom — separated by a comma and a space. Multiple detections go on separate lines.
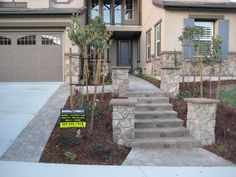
118, 40, 132, 69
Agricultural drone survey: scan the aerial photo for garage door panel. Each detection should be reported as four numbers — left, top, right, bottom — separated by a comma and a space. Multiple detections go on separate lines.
0, 32, 63, 81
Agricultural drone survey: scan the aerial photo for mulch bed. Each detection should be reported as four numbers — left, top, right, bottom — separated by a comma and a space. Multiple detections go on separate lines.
170, 80, 236, 164
40, 93, 130, 165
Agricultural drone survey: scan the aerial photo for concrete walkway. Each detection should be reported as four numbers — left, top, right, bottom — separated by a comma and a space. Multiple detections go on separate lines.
0, 82, 62, 158
0, 83, 68, 162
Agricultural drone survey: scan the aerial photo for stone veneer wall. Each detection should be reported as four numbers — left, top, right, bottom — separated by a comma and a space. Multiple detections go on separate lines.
184, 98, 219, 146
110, 99, 137, 147
145, 53, 236, 77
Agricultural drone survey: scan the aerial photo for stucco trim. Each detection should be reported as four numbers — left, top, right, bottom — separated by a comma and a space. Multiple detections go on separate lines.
189, 14, 224, 20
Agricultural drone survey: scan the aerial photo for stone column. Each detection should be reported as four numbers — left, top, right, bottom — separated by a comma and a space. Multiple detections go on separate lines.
160, 67, 180, 98
110, 99, 137, 147
111, 66, 130, 96
184, 98, 220, 146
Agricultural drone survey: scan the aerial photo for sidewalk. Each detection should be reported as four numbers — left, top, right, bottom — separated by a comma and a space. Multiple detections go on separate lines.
0, 161, 236, 177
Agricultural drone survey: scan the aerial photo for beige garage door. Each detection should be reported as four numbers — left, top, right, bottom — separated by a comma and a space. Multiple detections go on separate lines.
0, 32, 63, 81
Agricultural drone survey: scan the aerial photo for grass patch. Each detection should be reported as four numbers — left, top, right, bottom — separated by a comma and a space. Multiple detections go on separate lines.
137, 74, 161, 87
219, 86, 236, 107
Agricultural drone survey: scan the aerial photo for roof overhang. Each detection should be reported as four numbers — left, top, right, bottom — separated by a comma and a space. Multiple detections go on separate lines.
152, 0, 236, 11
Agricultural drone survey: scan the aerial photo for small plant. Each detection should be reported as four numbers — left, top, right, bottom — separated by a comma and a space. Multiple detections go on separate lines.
217, 145, 228, 153
178, 90, 193, 99
91, 144, 113, 160
58, 134, 81, 148
174, 49, 178, 67
64, 151, 77, 161
134, 67, 142, 75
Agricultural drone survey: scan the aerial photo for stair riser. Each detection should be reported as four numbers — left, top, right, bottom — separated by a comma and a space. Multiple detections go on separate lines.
135, 131, 189, 138
136, 99, 169, 104
135, 121, 183, 128
133, 142, 201, 149
136, 107, 173, 111
135, 115, 177, 119
125, 93, 166, 97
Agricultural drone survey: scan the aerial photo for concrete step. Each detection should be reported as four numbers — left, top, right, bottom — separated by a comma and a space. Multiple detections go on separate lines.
133, 137, 201, 149
135, 127, 189, 138
135, 111, 177, 119
124, 91, 166, 97
135, 118, 184, 128
135, 103, 173, 111
134, 97, 170, 104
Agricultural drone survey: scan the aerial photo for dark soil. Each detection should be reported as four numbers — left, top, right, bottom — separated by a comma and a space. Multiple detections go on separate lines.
40, 93, 130, 165
170, 80, 236, 164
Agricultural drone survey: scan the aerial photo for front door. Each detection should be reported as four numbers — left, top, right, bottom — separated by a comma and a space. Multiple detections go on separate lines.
118, 40, 131, 68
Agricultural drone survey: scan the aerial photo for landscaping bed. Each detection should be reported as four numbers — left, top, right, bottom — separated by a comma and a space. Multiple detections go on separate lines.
40, 93, 130, 165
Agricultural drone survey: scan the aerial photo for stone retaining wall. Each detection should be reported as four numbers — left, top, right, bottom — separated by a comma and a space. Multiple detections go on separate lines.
184, 98, 219, 146
110, 99, 137, 147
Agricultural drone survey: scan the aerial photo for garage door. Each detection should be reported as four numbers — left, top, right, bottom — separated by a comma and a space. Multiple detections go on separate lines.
0, 32, 63, 81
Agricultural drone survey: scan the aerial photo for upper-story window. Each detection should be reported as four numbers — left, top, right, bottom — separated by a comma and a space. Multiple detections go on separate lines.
17, 35, 36, 45
91, 0, 99, 19
55, 0, 69, 3
114, 0, 122, 25
41, 35, 61, 45
155, 23, 161, 58
0, 35, 11, 45
125, 0, 133, 20
194, 21, 213, 56
103, 0, 111, 24
146, 30, 151, 61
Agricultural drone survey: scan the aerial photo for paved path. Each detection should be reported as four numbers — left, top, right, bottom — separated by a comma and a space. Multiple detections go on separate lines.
0, 161, 236, 177
0, 83, 68, 162
0, 82, 62, 158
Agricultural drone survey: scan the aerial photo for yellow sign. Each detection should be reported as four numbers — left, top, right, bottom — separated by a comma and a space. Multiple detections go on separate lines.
60, 122, 86, 128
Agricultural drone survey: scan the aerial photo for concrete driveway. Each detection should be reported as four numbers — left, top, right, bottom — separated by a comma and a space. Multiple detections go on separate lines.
0, 82, 63, 157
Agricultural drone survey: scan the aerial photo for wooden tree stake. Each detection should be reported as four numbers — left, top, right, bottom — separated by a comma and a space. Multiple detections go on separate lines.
69, 48, 73, 109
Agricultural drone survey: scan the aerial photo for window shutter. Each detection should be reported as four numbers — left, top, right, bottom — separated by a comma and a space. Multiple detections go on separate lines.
184, 18, 194, 60
218, 20, 229, 60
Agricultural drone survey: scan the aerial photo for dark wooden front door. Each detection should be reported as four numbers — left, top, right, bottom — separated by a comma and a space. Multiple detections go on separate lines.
118, 40, 131, 67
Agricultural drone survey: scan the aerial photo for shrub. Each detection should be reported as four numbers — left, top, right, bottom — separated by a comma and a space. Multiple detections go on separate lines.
58, 134, 81, 148
91, 144, 113, 160
217, 145, 228, 153
64, 151, 77, 161
178, 90, 193, 99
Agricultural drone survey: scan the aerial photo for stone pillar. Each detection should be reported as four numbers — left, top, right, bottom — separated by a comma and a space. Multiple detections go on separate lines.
184, 98, 220, 146
110, 99, 137, 147
160, 67, 180, 98
111, 66, 130, 96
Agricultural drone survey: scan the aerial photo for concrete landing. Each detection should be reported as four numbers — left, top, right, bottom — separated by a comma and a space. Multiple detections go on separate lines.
123, 148, 234, 166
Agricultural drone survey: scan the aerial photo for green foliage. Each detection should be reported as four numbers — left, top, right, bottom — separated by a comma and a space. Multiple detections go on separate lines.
134, 67, 142, 75
219, 87, 236, 107
64, 151, 77, 161
58, 134, 81, 148
138, 74, 161, 87
174, 49, 178, 67
178, 90, 193, 99
91, 144, 113, 160
217, 145, 229, 153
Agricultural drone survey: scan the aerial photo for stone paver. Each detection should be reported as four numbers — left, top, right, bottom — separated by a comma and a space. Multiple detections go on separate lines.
0, 83, 68, 162
123, 148, 234, 166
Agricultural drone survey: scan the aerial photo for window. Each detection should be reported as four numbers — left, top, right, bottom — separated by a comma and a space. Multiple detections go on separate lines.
17, 35, 36, 45
55, 0, 69, 2
103, 0, 111, 24
42, 35, 61, 45
137, 40, 140, 63
125, 0, 133, 20
194, 21, 213, 56
155, 23, 161, 58
89, 46, 109, 62
114, 0, 122, 24
0, 35, 11, 45
91, 0, 99, 19
146, 31, 151, 61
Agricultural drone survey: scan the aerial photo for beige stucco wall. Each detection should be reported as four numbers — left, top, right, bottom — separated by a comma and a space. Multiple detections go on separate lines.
138, 0, 164, 74
162, 0, 231, 2
163, 10, 236, 52
27, 0, 49, 8
51, 0, 84, 8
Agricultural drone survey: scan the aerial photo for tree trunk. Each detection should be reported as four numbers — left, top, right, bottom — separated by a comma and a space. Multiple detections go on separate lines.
193, 63, 196, 96
181, 43, 185, 85
69, 48, 73, 109
101, 47, 107, 102
200, 56, 204, 98
216, 60, 222, 99
90, 51, 102, 132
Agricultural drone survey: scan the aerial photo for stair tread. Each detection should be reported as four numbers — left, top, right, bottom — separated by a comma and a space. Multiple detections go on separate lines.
135, 111, 177, 114
135, 118, 182, 123
135, 127, 188, 132
136, 103, 172, 107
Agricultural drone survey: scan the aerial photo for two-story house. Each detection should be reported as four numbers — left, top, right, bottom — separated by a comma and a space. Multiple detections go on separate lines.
0, 0, 235, 82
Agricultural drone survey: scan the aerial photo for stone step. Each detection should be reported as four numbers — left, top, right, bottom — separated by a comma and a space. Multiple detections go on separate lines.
135, 127, 189, 138
135, 103, 173, 111
124, 91, 166, 97
135, 118, 184, 128
134, 97, 170, 104
133, 137, 201, 149
135, 111, 177, 119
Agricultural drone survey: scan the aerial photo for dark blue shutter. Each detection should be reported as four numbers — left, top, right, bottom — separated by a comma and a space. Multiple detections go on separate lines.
184, 18, 195, 60
218, 20, 229, 60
